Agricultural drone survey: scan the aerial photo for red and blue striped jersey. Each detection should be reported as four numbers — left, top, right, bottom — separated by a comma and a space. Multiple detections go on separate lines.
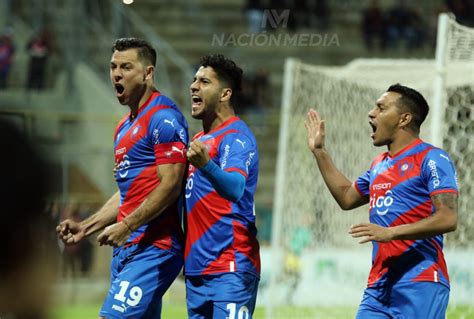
114, 91, 188, 254
184, 116, 260, 277
355, 139, 458, 288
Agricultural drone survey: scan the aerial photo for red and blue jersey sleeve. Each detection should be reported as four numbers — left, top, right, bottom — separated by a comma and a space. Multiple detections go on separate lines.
421, 148, 458, 196
355, 169, 371, 197
218, 133, 256, 179
148, 109, 188, 165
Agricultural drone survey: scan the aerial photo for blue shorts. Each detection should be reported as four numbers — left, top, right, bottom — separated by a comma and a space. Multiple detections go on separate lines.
99, 244, 183, 319
356, 281, 449, 319
186, 272, 259, 319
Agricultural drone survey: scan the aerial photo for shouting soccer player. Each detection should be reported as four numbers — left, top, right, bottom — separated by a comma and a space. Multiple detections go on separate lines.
185, 54, 260, 319
57, 38, 188, 318
305, 84, 458, 319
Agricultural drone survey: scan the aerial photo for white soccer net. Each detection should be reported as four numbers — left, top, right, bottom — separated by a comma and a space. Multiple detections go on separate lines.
266, 13, 474, 318
436, 14, 474, 249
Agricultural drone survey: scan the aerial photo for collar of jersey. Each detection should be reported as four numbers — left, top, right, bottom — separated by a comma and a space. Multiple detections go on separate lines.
129, 91, 161, 121
387, 138, 423, 159
205, 116, 240, 135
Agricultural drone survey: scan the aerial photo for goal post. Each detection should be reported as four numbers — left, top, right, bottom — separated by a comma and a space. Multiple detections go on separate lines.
267, 57, 297, 319
431, 13, 450, 148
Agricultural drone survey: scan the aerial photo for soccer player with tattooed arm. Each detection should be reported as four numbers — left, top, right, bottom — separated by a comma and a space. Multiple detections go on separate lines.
305, 84, 458, 319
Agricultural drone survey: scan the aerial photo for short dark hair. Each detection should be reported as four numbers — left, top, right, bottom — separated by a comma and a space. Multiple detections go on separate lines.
199, 54, 243, 107
387, 83, 429, 131
112, 37, 156, 67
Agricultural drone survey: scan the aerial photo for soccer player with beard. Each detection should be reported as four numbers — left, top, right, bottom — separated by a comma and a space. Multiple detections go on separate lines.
305, 84, 458, 319
57, 38, 188, 318
185, 54, 260, 319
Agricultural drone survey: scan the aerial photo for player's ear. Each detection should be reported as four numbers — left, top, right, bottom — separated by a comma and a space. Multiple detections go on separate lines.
220, 88, 232, 103
144, 65, 154, 81
399, 112, 413, 129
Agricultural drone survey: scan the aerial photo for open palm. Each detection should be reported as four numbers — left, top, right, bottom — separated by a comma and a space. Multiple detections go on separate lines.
304, 108, 325, 152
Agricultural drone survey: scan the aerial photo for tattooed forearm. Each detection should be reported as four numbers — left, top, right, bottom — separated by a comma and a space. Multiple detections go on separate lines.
432, 193, 458, 213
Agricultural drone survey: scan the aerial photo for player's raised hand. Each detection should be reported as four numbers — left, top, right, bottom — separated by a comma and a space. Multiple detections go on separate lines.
304, 108, 325, 152
97, 221, 131, 247
56, 219, 85, 245
349, 223, 394, 244
187, 140, 210, 169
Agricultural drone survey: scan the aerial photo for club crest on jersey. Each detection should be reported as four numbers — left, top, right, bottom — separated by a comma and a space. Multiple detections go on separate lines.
131, 124, 142, 141
199, 135, 215, 146
398, 161, 413, 176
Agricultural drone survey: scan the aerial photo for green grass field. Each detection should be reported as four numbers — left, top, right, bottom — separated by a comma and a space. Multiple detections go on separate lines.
52, 303, 474, 319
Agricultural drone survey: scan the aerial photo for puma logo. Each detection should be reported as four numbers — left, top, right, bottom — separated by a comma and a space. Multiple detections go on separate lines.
171, 146, 185, 157
440, 154, 450, 162
164, 119, 175, 127
236, 139, 246, 148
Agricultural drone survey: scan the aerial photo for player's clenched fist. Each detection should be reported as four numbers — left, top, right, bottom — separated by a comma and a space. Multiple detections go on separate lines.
56, 219, 85, 245
187, 140, 210, 169
97, 222, 131, 247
